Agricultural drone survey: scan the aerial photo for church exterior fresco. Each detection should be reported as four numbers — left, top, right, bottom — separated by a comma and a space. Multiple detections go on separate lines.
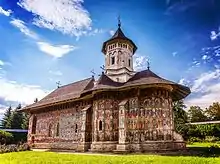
27, 88, 186, 152
23, 21, 190, 152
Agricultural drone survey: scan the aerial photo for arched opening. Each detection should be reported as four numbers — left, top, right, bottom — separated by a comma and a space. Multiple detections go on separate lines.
48, 124, 52, 137
75, 124, 78, 133
111, 56, 115, 65
56, 122, 59, 137
99, 120, 102, 131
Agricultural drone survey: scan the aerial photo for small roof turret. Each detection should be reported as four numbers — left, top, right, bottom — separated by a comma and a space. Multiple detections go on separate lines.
101, 19, 137, 54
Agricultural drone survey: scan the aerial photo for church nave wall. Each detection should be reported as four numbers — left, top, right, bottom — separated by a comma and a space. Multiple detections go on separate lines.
124, 89, 174, 143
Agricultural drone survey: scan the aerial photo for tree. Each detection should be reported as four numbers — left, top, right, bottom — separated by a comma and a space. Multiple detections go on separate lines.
10, 104, 24, 129
206, 102, 220, 121
188, 106, 207, 122
21, 113, 29, 129
173, 100, 188, 124
173, 100, 189, 139
1, 106, 12, 129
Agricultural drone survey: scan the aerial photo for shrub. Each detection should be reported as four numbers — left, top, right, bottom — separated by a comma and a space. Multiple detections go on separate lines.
205, 136, 220, 142
0, 143, 30, 154
0, 130, 13, 145
188, 137, 202, 143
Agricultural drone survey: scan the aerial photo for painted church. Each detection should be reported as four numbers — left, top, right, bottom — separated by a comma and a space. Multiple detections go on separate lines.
22, 21, 190, 152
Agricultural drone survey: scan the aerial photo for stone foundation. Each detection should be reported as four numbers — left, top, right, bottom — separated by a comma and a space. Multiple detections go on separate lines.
91, 141, 118, 152
32, 142, 91, 152
116, 141, 186, 152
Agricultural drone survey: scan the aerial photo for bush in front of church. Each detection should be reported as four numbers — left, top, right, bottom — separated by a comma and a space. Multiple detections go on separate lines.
0, 130, 13, 145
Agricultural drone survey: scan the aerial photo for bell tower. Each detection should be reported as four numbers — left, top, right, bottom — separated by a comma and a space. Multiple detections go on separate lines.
101, 18, 137, 83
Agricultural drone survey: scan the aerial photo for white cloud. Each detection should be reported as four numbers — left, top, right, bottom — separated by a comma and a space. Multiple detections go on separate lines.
49, 70, 63, 76
0, 6, 12, 17
210, 31, 219, 40
18, 0, 92, 37
0, 60, 4, 66
109, 30, 115, 36
172, 51, 178, 57
37, 42, 77, 58
133, 54, 149, 71
191, 69, 220, 93
185, 69, 220, 108
87, 28, 104, 36
0, 104, 7, 114
202, 55, 208, 60
178, 78, 190, 86
10, 18, 39, 39
0, 78, 48, 105
185, 82, 220, 109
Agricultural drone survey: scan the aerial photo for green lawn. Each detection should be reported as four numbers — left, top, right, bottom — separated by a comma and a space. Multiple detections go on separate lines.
0, 151, 220, 164
187, 142, 220, 147
0, 143, 220, 164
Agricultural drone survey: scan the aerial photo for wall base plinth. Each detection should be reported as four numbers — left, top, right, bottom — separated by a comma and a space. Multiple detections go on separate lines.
91, 141, 118, 152
115, 143, 130, 152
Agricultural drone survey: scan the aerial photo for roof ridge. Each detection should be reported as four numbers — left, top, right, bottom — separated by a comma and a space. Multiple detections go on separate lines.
58, 77, 93, 89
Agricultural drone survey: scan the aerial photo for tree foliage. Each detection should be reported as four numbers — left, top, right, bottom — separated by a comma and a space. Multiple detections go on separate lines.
1, 106, 12, 129
1, 104, 28, 130
206, 102, 220, 121
188, 106, 207, 122
0, 130, 13, 144
173, 100, 189, 139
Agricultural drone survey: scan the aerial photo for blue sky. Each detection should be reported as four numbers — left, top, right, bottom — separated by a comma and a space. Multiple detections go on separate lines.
0, 0, 220, 117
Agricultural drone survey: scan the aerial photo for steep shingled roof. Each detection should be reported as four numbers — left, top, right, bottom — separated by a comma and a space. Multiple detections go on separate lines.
23, 69, 190, 111
101, 27, 137, 53
24, 77, 94, 109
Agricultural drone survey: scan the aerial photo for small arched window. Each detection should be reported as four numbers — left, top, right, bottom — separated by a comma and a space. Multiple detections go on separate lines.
111, 56, 115, 65
48, 124, 52, 137
128, 59, 131, 67
75, 124, 78, 133
99, 120, 102, 131
56, 123, 59, 137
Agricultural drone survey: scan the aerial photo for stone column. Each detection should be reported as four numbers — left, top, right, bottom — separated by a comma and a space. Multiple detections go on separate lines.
92, 101, 98, 142
116, 100, 129, 151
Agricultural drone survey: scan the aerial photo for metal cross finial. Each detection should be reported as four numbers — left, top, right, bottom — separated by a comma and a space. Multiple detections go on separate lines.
118, 15, 121, 28
147, 59, 150, 70
100, 65, 105, 71
90, 69, 96, 76
56, 81, 61, 88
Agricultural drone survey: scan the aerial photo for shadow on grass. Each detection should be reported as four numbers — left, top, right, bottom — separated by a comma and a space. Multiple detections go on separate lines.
42, 145, 220, 157
144, 146, 220, 157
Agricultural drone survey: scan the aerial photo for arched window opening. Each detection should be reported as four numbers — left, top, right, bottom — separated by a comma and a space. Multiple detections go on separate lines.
128, 59, 131, 67
56, 122, 59, 137
111, 56, 115, 65
75, 124, 78, 133
48, 124, 52, 137
99, 120, 102, 131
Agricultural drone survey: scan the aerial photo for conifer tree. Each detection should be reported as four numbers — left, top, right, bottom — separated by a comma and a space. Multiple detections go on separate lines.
10, 104, 24, 129
1, 106, 12, 129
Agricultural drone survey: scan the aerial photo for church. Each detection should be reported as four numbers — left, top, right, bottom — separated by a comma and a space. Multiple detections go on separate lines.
22, 20, 191, 152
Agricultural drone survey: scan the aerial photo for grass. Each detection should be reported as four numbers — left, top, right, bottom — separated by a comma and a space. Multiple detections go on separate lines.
0, 142, 220, 164
187, 142, 220, 148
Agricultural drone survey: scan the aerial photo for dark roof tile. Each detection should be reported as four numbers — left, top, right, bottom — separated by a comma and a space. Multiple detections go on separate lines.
24, 77, 94, 109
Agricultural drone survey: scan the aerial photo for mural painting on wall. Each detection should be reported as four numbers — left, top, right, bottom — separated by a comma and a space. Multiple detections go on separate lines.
95, 98, 119, 142
125, 90, 173, 143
